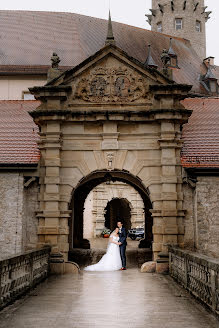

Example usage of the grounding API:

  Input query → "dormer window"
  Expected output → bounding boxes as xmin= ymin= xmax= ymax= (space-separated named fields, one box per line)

xmin=157 ymin=22 xmax=162 ymax=33
xmin=196 ymin=20 xmax=201 ymax=32
xmin=168 ymin=38 xmax=179 ymax=68
xmin=201 ymin=66 xmax=218 ymax=95
xmin=175 ymin=18 xmax=183 ymax=30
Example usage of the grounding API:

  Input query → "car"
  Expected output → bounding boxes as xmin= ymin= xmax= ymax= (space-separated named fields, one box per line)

xmin=128 ymin=228 xmax=144 ymax=240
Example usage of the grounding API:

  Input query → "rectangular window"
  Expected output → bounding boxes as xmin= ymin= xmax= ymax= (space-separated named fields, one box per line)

xmin=196 ymin=20 xmax=201 ymax=32
xmin=23 ymin=92 xmax=35 ymax=100
xmin=175 ymin=18 xmax=183 ymax=30
xmin=157 ymin=22 xmax=162 ymax=33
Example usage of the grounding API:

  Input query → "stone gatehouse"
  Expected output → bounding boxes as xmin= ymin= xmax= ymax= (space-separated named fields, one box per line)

xmin=29 ymin=44 xmax=192 ymax=262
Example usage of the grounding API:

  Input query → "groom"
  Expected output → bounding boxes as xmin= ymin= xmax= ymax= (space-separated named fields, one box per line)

xmin=117 ymin=220 xmax=127 ymax=270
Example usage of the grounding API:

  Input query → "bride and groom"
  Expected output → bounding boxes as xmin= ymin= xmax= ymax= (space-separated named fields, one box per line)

xmin=84 ymin=220 xmax=127 ymax=271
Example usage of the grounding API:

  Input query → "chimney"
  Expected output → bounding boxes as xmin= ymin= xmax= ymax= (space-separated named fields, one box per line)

xmin=203 ymin=56 xmax=215 ymax=67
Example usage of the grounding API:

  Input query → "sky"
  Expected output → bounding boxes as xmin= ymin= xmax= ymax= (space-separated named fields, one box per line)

xmin=0 ymin=0 xmax=218 ymax=64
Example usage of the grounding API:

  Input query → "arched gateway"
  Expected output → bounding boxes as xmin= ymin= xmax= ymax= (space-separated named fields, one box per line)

xmin=29 ymin=43 xmax=192 ymax=267
xmin=71 ymin=170 xmax=153 ymax=250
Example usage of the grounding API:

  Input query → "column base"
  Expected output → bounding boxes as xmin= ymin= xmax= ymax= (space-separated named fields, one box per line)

xmin=156 ymin=252 xmax=169 ymax=274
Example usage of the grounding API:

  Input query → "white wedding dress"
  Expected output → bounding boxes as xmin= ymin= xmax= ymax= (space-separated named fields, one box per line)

xmin=84 ymin=235 xmax=122 ymax=271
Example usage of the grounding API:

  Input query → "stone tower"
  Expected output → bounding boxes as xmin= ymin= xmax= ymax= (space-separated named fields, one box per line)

xmin=147 ymin=0 xmax=211 ymax=60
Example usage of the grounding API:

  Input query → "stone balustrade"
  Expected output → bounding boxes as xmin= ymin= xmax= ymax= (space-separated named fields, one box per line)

xmin=169 ymin=247 xmax=219 ymax=315
xmin=0 ymin=247 xmax=51 ymax=309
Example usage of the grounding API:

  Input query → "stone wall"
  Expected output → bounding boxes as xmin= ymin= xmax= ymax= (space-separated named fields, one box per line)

xmin=183 ymin=182 xmax=195 ymax=249
xmin=23 ymin=180 xmax=39 ymax=251
xmin=183 ymin=176 xmax=219 ymax=258
xmin=195 ymin=177 xmax=219 ymax=258
xmin=0 ymin=172 xmax=38 ymax=259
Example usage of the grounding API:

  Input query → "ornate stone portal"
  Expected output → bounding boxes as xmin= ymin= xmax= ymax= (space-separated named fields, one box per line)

xmin=29 ymin=44 xmax=192 ymax=265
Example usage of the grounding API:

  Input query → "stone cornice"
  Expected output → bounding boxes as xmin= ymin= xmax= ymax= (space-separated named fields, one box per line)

xmin=29 ymin=85 xmax=72 ymax=101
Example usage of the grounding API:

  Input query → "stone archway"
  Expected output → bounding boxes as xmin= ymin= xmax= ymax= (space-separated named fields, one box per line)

xmin=70 ymin=170 xmax=153 ymax=252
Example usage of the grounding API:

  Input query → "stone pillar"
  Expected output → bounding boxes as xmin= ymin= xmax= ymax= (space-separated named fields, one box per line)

xmin=29 ymin=85 xmax=72 ymax=263
xmin=150 ymin=84 xmax=192 ymax=261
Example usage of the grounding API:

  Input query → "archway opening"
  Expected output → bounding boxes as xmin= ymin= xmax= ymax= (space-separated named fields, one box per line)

xmin=104 ymin=198 xmax=131 ymax=232
xmin=69 ymin=170 xmax=153 ymax=252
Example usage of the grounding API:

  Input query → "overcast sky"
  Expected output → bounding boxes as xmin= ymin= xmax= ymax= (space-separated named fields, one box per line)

xmin=1 ymin=0 xmax=218 ymax=64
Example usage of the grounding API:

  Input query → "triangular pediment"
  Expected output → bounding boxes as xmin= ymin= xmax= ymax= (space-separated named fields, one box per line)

xmin=48 ymin=45 xmax=171 ymax=106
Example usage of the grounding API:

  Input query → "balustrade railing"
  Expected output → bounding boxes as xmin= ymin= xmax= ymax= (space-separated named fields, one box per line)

xmin=169 ymin=247 xmax=219 ymax=315
xmin=0 ymin=247 xmax=51 ymax=309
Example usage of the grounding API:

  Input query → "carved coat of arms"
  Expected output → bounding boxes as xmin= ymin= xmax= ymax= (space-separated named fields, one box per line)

xmin=73 ymin=67 xmax=150 ymax=103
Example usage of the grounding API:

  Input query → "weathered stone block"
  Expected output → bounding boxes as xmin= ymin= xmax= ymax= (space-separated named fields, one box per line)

xmin=156 ymin=261 xmax=169 ymax=274
xmin=141 ymin=261 xmax=156 ymax=273
xmin=153 ymin=242 xmax=162 ymax=252
xmin=163 ymin=226 xmax=178 ymax=235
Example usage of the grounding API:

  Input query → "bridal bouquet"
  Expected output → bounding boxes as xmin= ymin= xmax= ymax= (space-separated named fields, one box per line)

xmin=102 ymin=228 xmax=111 ymax=237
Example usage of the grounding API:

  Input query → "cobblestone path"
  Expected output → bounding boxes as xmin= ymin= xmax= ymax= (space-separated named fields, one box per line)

xmin=0 ymin=269 xmax=218 ymax=328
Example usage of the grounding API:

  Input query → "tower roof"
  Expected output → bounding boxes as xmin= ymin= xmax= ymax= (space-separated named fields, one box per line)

xmin=168 ymin=38 xmax=177 ymax=57
xmin=205 ymin=66 xmax=217 ymax=80
xmin=144 ymin=44 xmax=158 ymax=69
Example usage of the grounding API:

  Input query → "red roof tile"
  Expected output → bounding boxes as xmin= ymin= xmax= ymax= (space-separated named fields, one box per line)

xmin=0 ymin=10 xmax=211 ymax=95
xmin=181 ymin=98 xmax=219 ymax=168
xmin=0 ymin=100 xmax=40 ymax=165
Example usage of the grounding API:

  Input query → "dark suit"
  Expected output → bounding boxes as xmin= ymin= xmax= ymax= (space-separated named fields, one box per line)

xmin=118 ymin=227 xmax=127 ymax=268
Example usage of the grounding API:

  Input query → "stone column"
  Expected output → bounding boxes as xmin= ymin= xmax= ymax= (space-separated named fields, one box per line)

xmin=29 ymin=85 xmax=72 ymax=264
xmin=150 ymin=84 xmax=192 ymax=261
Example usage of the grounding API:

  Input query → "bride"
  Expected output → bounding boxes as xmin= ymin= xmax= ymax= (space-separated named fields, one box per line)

xmin=84 ymin=227 xmax=122 ymax=271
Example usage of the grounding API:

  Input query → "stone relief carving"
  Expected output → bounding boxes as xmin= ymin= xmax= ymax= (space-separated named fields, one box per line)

xmin=106 ymin=152 xmax=115 ymax=170
xmin=73 ymin=67 xmax=150 ymax=103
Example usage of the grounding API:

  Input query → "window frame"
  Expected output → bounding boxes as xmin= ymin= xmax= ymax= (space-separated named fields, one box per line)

xmin=175 ymin=18 xmax=183 ymax=31
xmin=196 ymin=20 xmax=201 ymax=32
xmin=22 ymin=91 xmax=35 ymax=100
xmin=157 ymin=22 xmax=162 ymax=33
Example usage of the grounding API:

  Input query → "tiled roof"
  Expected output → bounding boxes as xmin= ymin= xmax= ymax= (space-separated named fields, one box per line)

xmin=0 ymin=99 xmax=218 ymax=168
xmin=0 ymin=101 xmax=40 ymax=165
xmin=181 ymin=98 xmax=219 ymax=168
xmin=0 ymin=10 xmax=211 ymax=94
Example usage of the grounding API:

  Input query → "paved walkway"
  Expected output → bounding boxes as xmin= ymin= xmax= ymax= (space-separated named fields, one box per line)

xmin=0 ymin=269 xmax=218 ymax=328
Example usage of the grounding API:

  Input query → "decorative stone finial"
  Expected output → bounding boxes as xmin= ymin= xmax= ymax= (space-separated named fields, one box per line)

xmin=47 ymin=52 xmax=61 ymax=83
xmin=161 ymin=49 xmax=172 ymax=79
xmin=105 ymin=11 xmax=115 ymax=46
xmin=144 ymin=44 xmax=158 ymax=69
xmin=51 ymin=52 xmax=60 ymax=69
xmin=161 ymin=49 xmax=171 ymax=69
